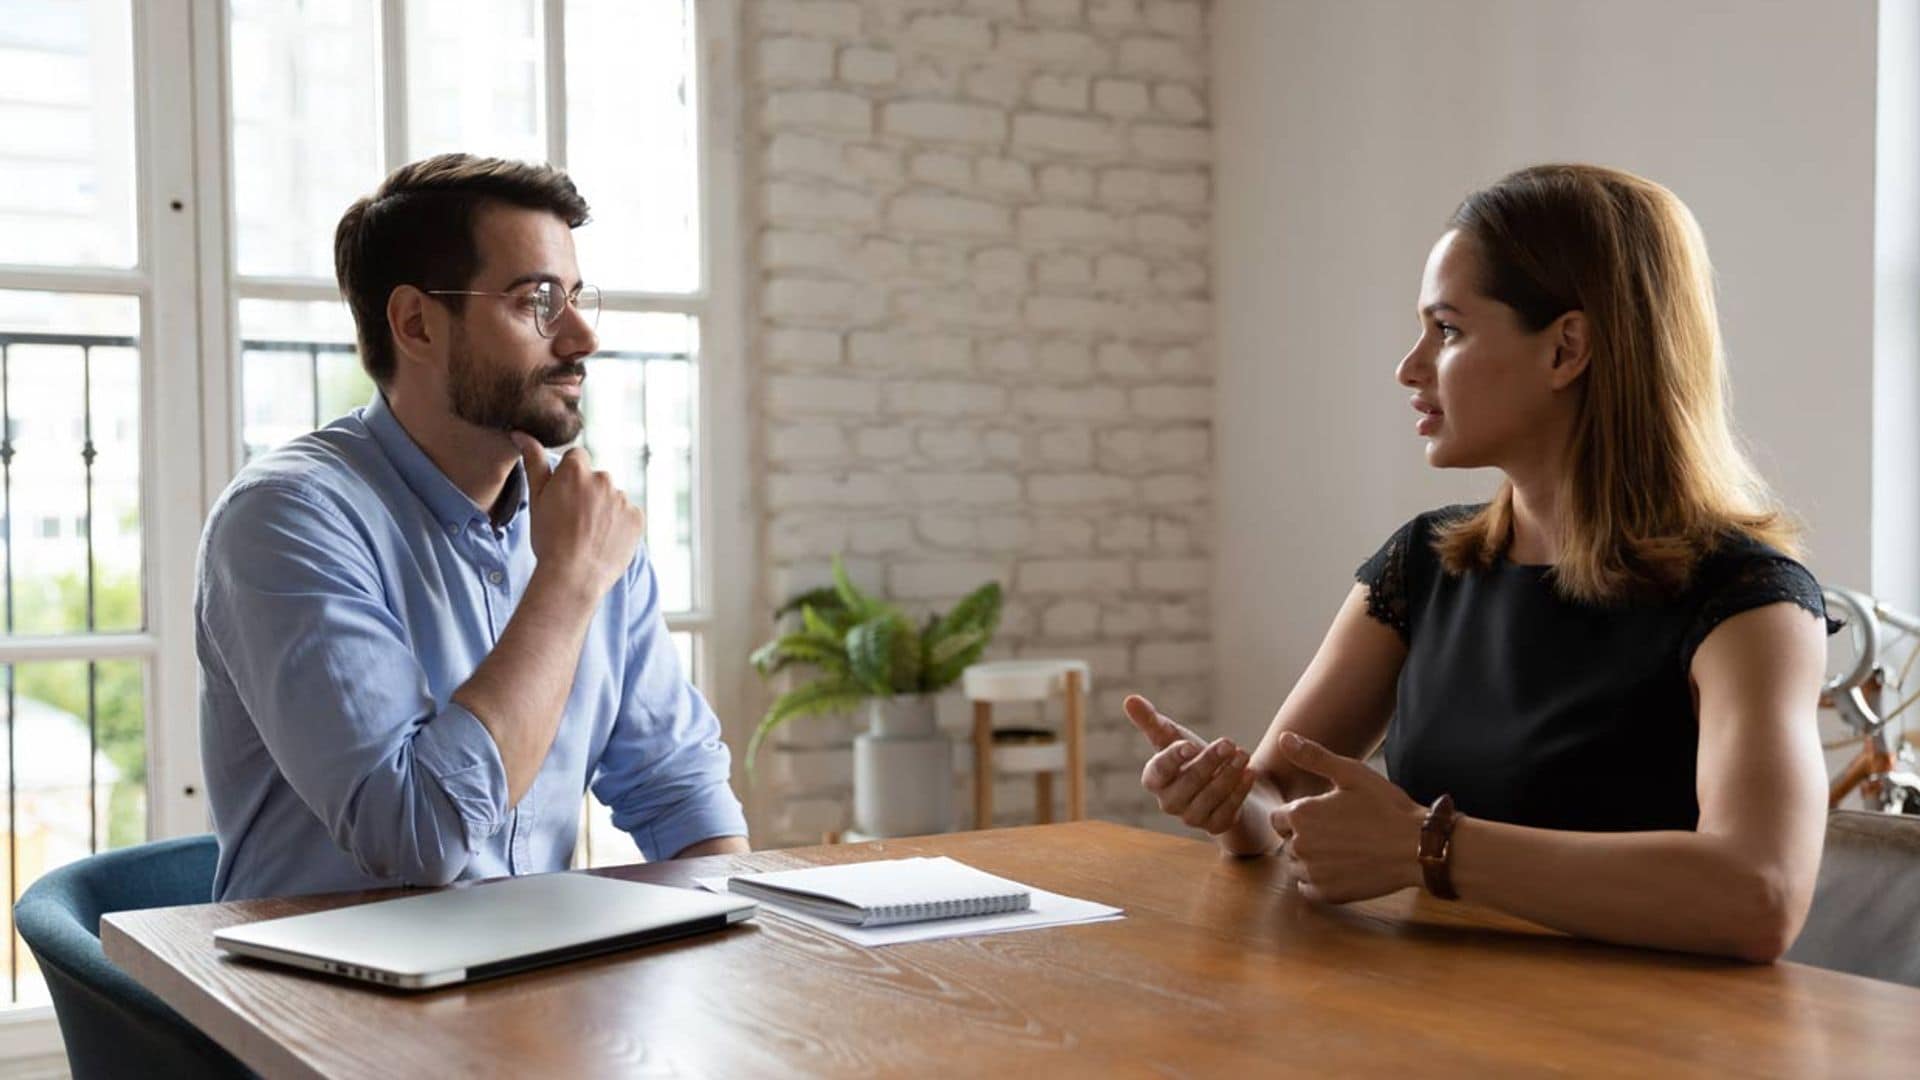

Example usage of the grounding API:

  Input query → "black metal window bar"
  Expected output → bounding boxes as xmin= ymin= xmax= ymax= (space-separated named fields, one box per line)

xmin=0 ymin=330 xmax=135 ymax=1002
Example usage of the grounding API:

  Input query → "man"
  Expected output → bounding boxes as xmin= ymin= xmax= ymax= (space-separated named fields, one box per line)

xmin=197 ymin=153 xmax=748 ymax=900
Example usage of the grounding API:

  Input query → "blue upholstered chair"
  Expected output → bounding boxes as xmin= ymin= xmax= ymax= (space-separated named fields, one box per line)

xmin=13 ymin=834 xmax=252 ymax=1079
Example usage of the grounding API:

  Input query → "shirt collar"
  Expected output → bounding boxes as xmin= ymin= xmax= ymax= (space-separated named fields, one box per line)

xmin=362 ymin=391 xmax=528 ymax=533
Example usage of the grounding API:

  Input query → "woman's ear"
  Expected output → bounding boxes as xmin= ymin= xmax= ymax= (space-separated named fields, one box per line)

xmin=1548 ymin=310 xmax=1591 ymax=390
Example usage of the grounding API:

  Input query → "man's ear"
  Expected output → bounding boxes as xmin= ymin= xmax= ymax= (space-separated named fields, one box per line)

xmin=387 ymin=285 xmax=437 ymax=371
xmin=1547 ymin=310 xmax=1591 ymax=390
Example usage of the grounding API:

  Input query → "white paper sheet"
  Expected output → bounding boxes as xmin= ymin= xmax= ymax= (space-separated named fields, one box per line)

xmin=694 ymin=865 xmax=1124 ymax=947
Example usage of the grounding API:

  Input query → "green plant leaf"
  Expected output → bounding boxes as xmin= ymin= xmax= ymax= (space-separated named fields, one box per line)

xmin=846 ymin=615 xmax=900 ymax=695
xmin=800 ymin=603 xmax=837 ymax=639
xmin=925 ymin=627 xmax=991 ymax=691
xmin=832 ymin=555 xmax=885 ymax=621
xmin=932 ymin=581 xmax=1002 ymax=646
xmin=746 ymin=678 xmax=870 ymax=778
xmin=926 ymin=626 xmax=988 ymax=670
xmin=774 ymin=586 xmax=844 ymax=624
xmin=890 ymin=617 xmax=924 ymax=693
xmin=749 ymin=629 xmax=848 ymax=678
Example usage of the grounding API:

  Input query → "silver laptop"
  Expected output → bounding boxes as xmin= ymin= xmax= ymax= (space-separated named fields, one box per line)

xmin=213 ymin=872 xmax=758 ymax=990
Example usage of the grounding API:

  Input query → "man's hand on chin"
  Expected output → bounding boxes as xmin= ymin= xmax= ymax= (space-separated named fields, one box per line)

xmin=671 ymin=836 xmax=750 ymax=859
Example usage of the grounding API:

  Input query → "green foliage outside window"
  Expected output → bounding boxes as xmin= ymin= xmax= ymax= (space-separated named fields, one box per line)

xmin=10 ymin=569 xmax=146 ymax=849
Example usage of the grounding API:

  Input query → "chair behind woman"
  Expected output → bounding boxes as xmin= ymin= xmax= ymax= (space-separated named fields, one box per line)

xmin=1784 ymin=810 xmax=1920 ymax=987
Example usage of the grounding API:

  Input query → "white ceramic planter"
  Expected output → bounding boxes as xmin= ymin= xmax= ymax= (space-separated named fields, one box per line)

xmin=852 ymin=694 xmax=953 ymax=838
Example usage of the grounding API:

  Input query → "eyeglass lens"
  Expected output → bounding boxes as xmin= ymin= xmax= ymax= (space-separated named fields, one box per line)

xmin=534 ymin=282 xmax=601 ymax=337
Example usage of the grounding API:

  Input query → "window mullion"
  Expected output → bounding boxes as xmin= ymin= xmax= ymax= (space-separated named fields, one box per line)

xmin=0 ymin=635 xmax=158 ymax=664
xmin=684 ymin=0 xmax=754 ymax=806
xmin=545 ymin=0 xmax=567 ymax=169
xmin=595 ymin=291 xmax=710 ymax=314
xmin=0 ymin=267 xmax=146 ymax=296
xmin=141 ymin=0 xmax=211 ymax=841
xmin=230 ymin=277 xmax=345 ymax=304
xmin=193 ymin=1 xmax=239 ymax=510
xmin=381 ymin=0 xmax=409 ymax=169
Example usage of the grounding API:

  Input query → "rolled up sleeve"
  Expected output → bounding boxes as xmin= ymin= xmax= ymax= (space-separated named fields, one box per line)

xmin=591 ymin=551 xmax=748 ymax=860
xmin=200 ymin=482 xmax=510 ymax=885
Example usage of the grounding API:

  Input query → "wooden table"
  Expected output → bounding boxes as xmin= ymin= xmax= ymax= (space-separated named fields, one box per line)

xmin=103 ymin=821 xmax=1919 ymax=1077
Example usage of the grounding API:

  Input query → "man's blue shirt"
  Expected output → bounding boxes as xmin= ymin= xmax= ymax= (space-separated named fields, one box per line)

xmin=197 ymin=393 xmax=746 ymax=900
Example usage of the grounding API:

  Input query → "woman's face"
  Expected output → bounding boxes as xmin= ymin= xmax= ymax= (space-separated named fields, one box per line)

xmin=1395 ymin=230 xmax=1576 ymax=471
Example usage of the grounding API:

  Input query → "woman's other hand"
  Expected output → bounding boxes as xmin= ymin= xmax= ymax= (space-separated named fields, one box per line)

xmin=1269 ymin=732 xmax=1427 ymax=903
xmin=1125 ymin=694 xmax=1258 ymax=836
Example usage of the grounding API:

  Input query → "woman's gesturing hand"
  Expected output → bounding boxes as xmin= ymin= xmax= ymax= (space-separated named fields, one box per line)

xmin=1124 ymin=694 xmax=1257 ymax=836
xmin=1268 ymin=732 xmax=1428 ymax=904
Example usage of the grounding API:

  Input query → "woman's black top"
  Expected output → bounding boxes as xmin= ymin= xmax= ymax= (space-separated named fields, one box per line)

xmin=1358 ymin=505 xmax=1834 ymax=833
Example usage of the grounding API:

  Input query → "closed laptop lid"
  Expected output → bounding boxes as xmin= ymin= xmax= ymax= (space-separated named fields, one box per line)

xmin=214 ymin=872 xmax=756 ymax=979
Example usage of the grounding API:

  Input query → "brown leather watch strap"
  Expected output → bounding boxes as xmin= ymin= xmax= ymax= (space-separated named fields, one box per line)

xmin=1418 ymin=793 xmax=1461 ymax=900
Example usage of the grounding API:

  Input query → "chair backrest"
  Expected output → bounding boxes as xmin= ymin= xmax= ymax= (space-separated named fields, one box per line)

xmin=961 ymin=659 xmax=1092 ymax=704
xmin=1784 ymin=810 xmax=1920 ymax=987
xmin=13 ymin=835 xmax=253 ymax=1079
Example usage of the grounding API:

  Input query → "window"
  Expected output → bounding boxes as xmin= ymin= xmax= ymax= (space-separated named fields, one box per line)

xmin=0 ymin=0 xmax=745 ymax=1015
xmin=0 ymin=0 xmax=179 ymax=1013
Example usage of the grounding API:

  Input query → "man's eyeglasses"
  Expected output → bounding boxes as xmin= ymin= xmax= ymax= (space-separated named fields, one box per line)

xmin=425 ymin=281 xmax=601 ymax=339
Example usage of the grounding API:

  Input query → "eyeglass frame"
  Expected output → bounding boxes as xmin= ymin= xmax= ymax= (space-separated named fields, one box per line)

xmin=423 ymin=280 xmax=601 ymax=339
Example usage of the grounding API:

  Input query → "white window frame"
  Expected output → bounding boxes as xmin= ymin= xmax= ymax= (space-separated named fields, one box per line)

xmin=0 ymin=1 xmax=207 ymax=839
xmin=0 ymin=0 xmax=749 ymax=1043
xmin=187 ymin=0 xmax=754 ymax=781
xmin=0 ymin=0 xmax=206 ymax=1035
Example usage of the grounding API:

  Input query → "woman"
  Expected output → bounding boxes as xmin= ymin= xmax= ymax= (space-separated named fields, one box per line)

xmin=1129 ymin=164 xmax=1834 ymax=961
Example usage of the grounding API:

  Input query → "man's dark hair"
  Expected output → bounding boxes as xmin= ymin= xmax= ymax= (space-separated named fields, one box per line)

xmin=333 ymin=153 xmax=590 ymax=386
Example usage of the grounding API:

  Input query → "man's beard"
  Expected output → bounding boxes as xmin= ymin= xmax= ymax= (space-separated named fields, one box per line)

xmin=447 ymin=335 xmax=584 ymax=447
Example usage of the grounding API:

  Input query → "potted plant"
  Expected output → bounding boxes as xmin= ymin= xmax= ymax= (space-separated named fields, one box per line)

xmin=750 ymin=557 xmax=1002 ymax=837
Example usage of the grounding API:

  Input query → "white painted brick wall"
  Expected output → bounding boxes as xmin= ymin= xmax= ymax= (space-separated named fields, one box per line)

xmin=747 ymin=0 xmax=1213 ymax=845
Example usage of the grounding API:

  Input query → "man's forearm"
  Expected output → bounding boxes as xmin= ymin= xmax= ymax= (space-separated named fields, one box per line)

xmin=452 ymin=565 xmax=599 ymax=806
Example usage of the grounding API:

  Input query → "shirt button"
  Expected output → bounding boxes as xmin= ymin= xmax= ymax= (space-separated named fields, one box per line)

xmin=487 ymin=570 xmax=504 ymax=585
xmin=446 ymin=523 xmax=459 ymax=537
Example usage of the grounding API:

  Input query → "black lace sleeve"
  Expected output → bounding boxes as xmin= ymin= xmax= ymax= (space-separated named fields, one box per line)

xmin=1356 ymin=518 xmax=1417 ymax=643
xmin=1679 ymin=556 xmax=1840 ymax=671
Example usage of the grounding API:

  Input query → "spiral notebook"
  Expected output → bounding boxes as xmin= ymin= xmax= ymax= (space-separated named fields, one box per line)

xmin=725 ymin=857 xmax=1031 ymax=927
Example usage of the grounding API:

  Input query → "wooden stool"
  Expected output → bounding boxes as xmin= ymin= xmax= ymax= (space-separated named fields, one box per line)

xmin=962 ymin=659 xmax=1089 ymax=828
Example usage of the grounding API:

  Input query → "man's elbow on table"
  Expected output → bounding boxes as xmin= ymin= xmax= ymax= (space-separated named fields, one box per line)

xmin=336 ymin=831 xmax=476 ymax=889
xmin=330 ymin=779 xmax=496 ymax=888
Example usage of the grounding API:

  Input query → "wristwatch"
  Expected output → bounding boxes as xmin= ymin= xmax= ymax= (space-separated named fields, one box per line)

xmin=1418 ymin=793 xmax=1461 ymax=900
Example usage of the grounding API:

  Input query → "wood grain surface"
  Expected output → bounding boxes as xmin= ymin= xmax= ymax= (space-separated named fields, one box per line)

xmin=102 ymin=821 xmax=1920 ymax=1078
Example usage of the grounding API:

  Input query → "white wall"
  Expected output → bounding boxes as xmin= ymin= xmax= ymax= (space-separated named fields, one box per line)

xmin=1877 ymin=0 xmax=1920 ymax=611
xmin=1210 ymin=0 xmax=1879 ymax=745
xmin=742 ymin=0 xmax=1216 ymax=844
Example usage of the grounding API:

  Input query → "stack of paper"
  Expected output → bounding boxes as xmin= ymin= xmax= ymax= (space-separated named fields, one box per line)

xmin=726 ymin=857 xmax=1032 ymax=927
xmin=696 ymin=856 xmax=1123 ymax=946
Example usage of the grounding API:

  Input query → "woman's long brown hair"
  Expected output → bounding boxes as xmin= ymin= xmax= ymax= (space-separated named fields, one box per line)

xmin=1432 ymin=164 xmax=1798 ymax=603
